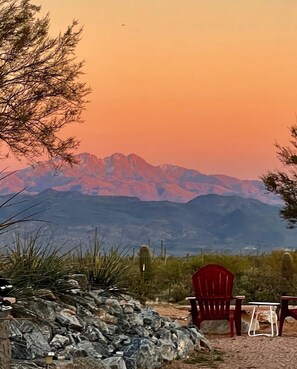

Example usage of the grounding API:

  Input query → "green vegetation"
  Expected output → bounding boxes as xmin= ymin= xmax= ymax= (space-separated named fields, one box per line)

xmin=71 ymin=231 xmax=133 ymax=290
xmin=0 ymin=232 xmax=297 ymax=305
xmin=128 ymin=248 xmax=297 ymax=303
xmin=0 ymin=233 xmax=72 ymax=297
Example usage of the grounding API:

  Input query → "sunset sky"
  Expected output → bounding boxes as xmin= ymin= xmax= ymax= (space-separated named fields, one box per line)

xmin=13 ymin=0 xmax=297 ymax=179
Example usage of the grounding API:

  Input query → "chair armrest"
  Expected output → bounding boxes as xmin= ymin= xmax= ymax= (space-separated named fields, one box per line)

xmin=280 ymin=296 xmax=297 ymax=312
xmin=233 ymin=296 xmax=245 ymax=312
xmin=186 ymin=297 xmax=197 ymax=309
xmin=281 ymin=296 xmax=297 ymax=301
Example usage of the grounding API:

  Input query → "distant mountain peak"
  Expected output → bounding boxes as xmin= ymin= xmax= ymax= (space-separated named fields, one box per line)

xmin=0 ymin=151 xmax=281 ymax=205
xmin=105 ymin=152 xmax=151 ymax=167
xmin=77 ymin=152 xmax=98 ymax=160
xmin=76 ymin=152 xmax=101 ymax=164
xmin=128 ymin=152 xmax=147 ymax=162
xmin=108 ymin=152 xmax=127 ymax=161
xmin=127 ymin=153 xmax=154 ymax=169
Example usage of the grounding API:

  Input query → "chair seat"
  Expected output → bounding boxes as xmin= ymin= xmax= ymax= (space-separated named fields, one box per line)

xmin=289 ymin=309 xmax=297 ymax=318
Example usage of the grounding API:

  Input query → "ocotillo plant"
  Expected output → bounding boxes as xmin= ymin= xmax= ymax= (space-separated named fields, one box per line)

xmin=139 ymin=244 xmax=153 ymax=282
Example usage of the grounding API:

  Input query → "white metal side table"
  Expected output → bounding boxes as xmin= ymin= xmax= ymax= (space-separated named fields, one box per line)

xmin=248 ymin=302 xmax=280 ymax=337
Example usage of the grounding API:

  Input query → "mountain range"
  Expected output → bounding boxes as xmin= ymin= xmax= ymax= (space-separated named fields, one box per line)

xmin=0 ymin=152 xmax=287 ymax=254
xmin=0 ymin=152 xmax=280 ymax=204
xmin=0 ymin=190 xmax=293 ymax=255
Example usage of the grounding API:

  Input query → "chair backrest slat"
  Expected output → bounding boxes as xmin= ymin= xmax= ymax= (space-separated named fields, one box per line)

xmin=192 ymin=264 xmax=234 ymax=319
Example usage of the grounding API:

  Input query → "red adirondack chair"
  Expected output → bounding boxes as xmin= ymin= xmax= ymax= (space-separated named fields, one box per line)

xmin=187 ymin=264 xmax=244 ymax=337
xmin=278 ymin=296 xmax=297 ymax=336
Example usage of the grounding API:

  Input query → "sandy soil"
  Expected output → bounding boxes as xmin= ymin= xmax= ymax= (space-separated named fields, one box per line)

xmin=153 ymin=303 xmax=297 ymax=369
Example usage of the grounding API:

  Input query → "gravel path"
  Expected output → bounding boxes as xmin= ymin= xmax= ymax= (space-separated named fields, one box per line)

xmin=154 ymin=304 xmax=297 ymax=369
xmin=209 ymin=333 xmax=297 ymax=369
xmin=165 ymin=329 xmax=297 ymax=369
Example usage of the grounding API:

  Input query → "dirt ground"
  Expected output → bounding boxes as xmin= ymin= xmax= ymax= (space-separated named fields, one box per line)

xmin=153 ymin=303 xmax=297 ymax=369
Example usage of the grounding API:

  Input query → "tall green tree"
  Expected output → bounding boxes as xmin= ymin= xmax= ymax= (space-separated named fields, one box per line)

xmin=262 ymin=125 xmax=297 ymax=227
xmin=0 ymin=0 xmax=90 ymax=165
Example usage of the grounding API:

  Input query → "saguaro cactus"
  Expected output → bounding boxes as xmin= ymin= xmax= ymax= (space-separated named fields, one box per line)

xmin=160 ymin=240 xmax=167 ymax=262
xmin=282 ymin=251 xmax=294 ymax=282
xmin=139 ymin=244 xmax=153 ymax=281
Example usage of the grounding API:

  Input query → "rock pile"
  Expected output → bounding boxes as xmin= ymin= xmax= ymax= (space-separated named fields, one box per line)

xmin=9 ymin=277 xmax=210 ymax=369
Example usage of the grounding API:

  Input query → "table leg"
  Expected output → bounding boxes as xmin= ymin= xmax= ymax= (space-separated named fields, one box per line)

xmin=270 ymin=306 xmax=278 ymax=337
xmin=248 ymin=306 xmax=257 ymax=336
xmin=270 ymin=306 xmax=274 ymax=336
xmin=249 ymin=305 xmax=278 ymax=337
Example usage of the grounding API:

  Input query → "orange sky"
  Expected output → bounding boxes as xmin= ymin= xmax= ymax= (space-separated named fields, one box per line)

xmin=8 ymin=0 xmax=297 ymax=179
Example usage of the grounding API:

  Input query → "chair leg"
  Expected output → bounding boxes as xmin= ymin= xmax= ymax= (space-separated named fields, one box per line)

xmin=278 ymin=300 xmax=289 ymax=336
xmin=189 ymin=298 xmax=199 ymax=327
xmin=278 ymin=312 xmax=286 ymax=336
xmin=229 ymin=311 xmax=234 ymax=337
xmin=235 ymin=299 xmax=242 ymax=336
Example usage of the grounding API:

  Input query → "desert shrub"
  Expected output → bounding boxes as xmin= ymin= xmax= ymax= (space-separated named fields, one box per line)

xmin=72 ymin=234 xmax=133 ymax=290
xmin=0 ymin=232 xmax=72 ymax=296
xmin=169 ymin=283 xmax=191 ymax=303
xmin=233 ymin=267 xmax=297 ymax=302
xmin=188 ymin=252 xmax=252 ymax=275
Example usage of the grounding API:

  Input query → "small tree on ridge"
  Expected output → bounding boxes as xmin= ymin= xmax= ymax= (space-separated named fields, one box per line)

xmin=262 ymin=125 xmax=297 ymax=227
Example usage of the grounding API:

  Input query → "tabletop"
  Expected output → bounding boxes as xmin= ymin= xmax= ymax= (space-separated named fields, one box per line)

xmin=248 ymin=302 xmax=280 ymax=306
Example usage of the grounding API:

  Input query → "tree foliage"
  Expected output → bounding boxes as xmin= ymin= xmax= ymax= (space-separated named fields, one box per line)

xmin=262 ymin=125 xmax=297 ymax=227
xmin=0 ymin=0 xmax=90 ymax=164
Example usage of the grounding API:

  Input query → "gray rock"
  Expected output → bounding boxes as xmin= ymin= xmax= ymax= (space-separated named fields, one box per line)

xmin=67 ymin=274 xmax=89 ymax=290
xmin=157 ymin=339 xmax=177 ymax=361
xmin=23 ymin=331 xmax=51 ymax=358
xmin=84 ymin=325 xmax=108 ymax=342
xmin=33 ymin=289 xmax=57 ymax=301
xmin=154 ymin=327 xmax=171 ymax=341
xmin=11 ymin=320 xmax=51 ymax=359
xmin=56 ymin=279 xmax=80 ymax=291
xmin=10 ymin=321 xmax=23 ymax=339
xmin=127 ymin=313 xmax=143 ymax=327
xmin=10 ymin=290 xmax=209 ymax=369
xmin=56 ymin=309 xmax=83 ymax=330
xmin=76 ymin=341 xmax=104 ymax=359
xmin=50 ymin=334 xmax=70 ymax=350
xmin=103 ymin=356 xmax=127 ymax=369
xmin=97 ymin=309 xmax=118 ymax=324
xmin=133 ymin=339 xmax=161 ymax=369
xmin=122 ymin=304 xmax=134 ymax=314
xmin=104 ymin=298 xmax=123 ymax=316
xmin=28 ymin=298 xmax=59 ymax=322
xmin=11 ymin=339 xmax=32 ymax=360
xmin=73 ymin=356 xmax=107 ymax=369
xmin=174 ymin=330 xmax=195 ymax=358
